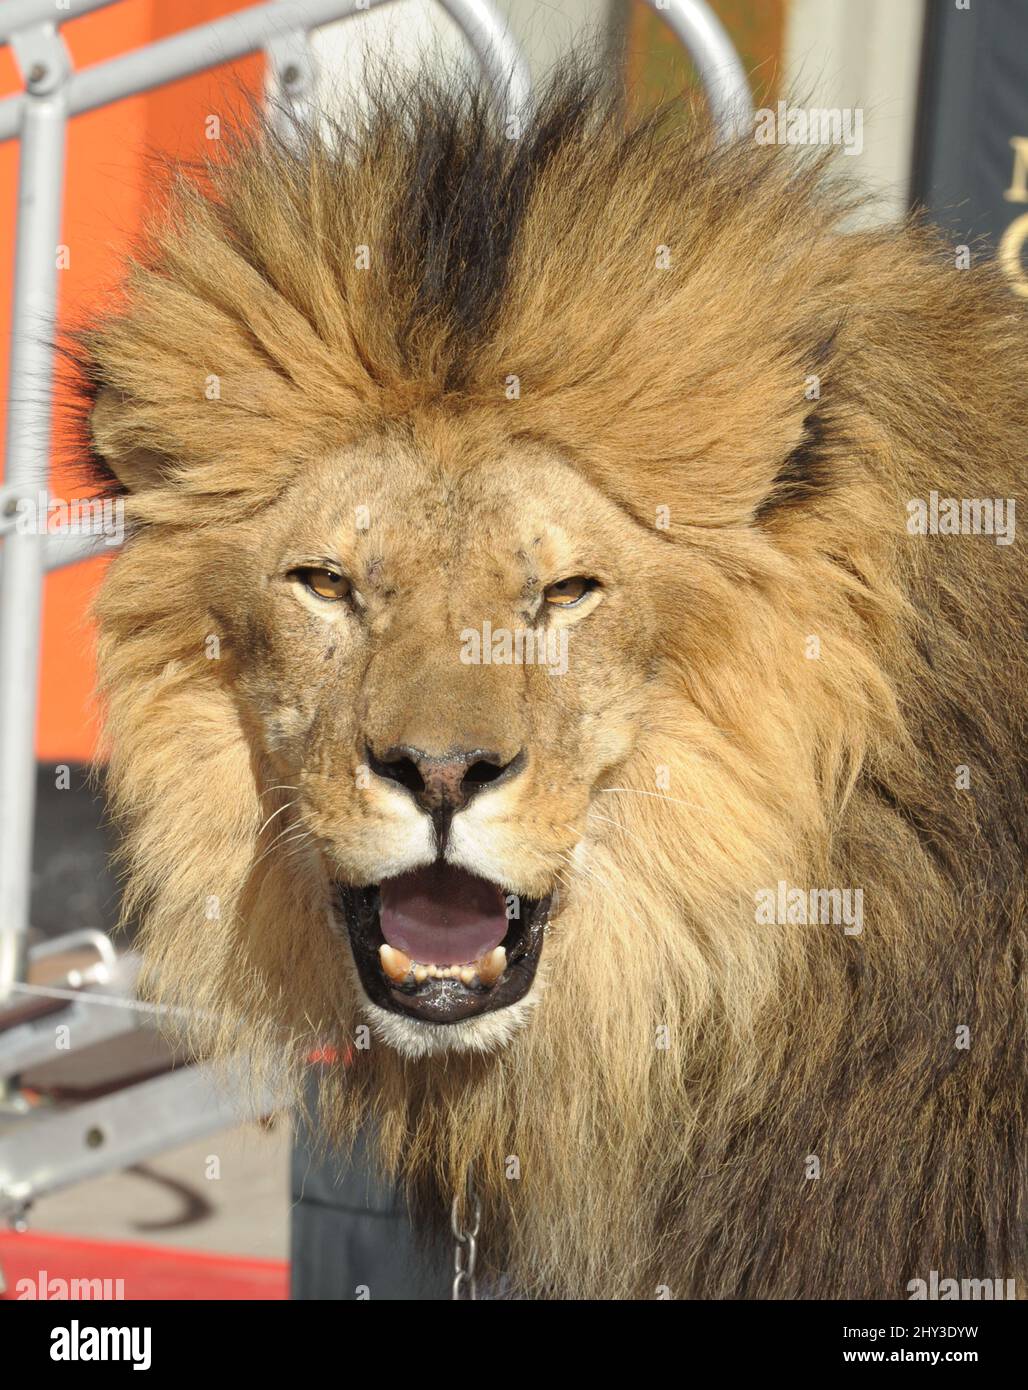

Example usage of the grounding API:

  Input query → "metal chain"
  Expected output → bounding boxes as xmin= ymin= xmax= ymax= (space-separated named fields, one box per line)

xmin=451 ymin=1165 xmax=482 ymax=1301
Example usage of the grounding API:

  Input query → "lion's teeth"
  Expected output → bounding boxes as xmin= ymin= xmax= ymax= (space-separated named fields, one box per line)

xmin=396 ymin=949 xmax=507 ymax=987
xmin=379 ymin=944 xmax=412 ymax=983
xmin=478 ymin=946 xmax=507 ymax=986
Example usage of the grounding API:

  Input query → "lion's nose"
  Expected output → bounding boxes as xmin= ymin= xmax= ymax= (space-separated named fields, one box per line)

xmin=367 ymin=745 xmax=526 ymax=824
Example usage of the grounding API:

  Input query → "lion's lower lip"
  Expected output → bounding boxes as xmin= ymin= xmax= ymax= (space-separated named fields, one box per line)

xmin=335 ymin=876 xmax=551 ymax=1023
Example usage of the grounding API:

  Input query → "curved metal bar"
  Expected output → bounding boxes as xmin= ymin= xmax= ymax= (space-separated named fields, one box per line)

xmin=43 ymin=530 xmax=114 ymax=572
xmin=439 ymin=0 xmax=532 ymax=124
xmin=0 ymin=0 xmax=531 ymax=144
xmin=640 ymin=0 xmax=751 ymax=141
xmin=30 ymin=927 xmax=120 ymax=973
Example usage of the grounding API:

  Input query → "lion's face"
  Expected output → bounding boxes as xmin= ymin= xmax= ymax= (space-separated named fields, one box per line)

xmin=210 ymin=428 xmax=663 ymax=1054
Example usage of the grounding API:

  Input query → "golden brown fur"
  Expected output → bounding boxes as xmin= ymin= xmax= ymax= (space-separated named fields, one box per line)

xmin=79 ymin=69 xmax=1026 ymax=1298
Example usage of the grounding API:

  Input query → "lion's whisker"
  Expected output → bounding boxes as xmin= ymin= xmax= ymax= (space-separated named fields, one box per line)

xmin=557 ymin=845 xmax=615 ymax=896
xmin=250 ymin=816 xmax=309 ymax=871
xmin=283 ymin=837 xmax=318 ymax=867
xmin=598 ymin=787 xmax=713 ymax=815
xmin=276 ymin=829 xmax=315 ymax=857
xmin=257 ymin=799 xmax=298 ymax=838
xmin=251 ymin=829 xmax=317 ymax=878
xmin=581 ymin=812 xmax=654 ymax=854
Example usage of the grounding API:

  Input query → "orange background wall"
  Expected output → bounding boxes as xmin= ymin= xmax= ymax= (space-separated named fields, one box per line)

xmin=626 ymin=0 xmax=783 ymax=107
xmin=0 ymin=1 xmax=262 ymax=762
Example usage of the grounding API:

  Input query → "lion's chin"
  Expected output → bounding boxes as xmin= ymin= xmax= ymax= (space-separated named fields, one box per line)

xmin=332 ymin=864 xmax=552 ymax=1034
xmin=358 ymin=990 xmax=542 ymax=1059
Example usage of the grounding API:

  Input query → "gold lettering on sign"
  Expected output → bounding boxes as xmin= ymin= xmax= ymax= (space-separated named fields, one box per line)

xmin=998 ymin=211 xmax=1028 ymax=298
xmin=999 ymin=138 xmax=1028 ymax=297
xmin=1003 ymin=136 xmax=1028 ymax=203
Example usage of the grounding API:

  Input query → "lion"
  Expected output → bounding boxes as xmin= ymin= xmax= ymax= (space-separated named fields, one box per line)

xmin=75 ymin=67 xmax=1026 ymax=1300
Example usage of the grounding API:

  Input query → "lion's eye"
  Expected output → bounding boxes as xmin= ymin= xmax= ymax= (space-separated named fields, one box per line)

xmin=543 ymin=576 xmax=597 ymax=607
xmin=294 ymin=567 xmax=351 ymax=602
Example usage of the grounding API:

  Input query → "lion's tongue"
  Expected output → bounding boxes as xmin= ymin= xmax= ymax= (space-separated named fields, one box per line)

xmin=379 ymin=865 xmax=508 ymax=966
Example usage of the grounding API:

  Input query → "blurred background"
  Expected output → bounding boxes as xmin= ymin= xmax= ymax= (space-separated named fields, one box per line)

xmin=1 ymin=0 xmax=1025 ymax=1300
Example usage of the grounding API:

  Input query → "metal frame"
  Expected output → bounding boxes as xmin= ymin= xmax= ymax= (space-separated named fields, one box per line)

xmin=0 ymin=0 xmax=750 ymax=1220
xmin=1 ymin=1058 xmax=271 ymax=1223
xmin=647 ymin=0 xmax=750 ymax=141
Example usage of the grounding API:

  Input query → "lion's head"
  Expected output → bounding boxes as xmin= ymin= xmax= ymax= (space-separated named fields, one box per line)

xmin=81 ymin=69 xmax=1026 ymax=1297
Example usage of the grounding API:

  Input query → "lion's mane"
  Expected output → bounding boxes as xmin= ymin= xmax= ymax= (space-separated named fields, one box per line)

xmin=79 ymin=68 xmax=1026 ymax=1298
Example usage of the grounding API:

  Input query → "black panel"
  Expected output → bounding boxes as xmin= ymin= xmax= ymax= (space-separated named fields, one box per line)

xmin=290 ymin=1114 xmax=450 ymax=1302
xmin=30 ymin=763 xmax=121 ymax=945
xmin=912 ymin=0 xmax=1028 ymax=292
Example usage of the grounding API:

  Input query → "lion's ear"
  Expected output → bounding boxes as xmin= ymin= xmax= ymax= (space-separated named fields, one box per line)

xmin=90 ymin=386 xmax=169 ymax=493
xmin=754 ymin=327 xmax=841 ymax=523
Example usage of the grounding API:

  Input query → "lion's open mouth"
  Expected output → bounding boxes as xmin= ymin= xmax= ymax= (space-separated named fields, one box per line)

xmin=335 ymin=864 xmax=551 ymax=1024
